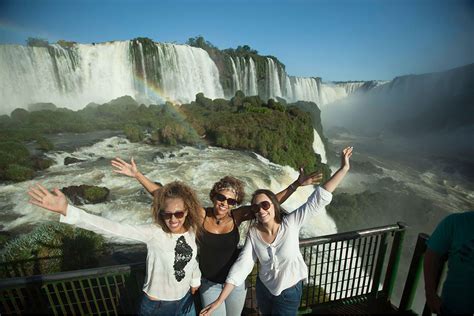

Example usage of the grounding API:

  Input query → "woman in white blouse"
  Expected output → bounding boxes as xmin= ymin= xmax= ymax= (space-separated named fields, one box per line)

xmin=28 ymin=181 xmax=202 ymax=316
xmin=200 ymin=146 xmax=352 ymax=316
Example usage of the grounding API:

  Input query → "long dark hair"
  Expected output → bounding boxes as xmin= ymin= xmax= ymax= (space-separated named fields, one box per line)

xmin=251 ymin=189 xmax=283 ymax=224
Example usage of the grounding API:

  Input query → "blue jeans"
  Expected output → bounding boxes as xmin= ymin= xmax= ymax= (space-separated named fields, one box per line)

xmin=139 ymin=291 xmax=195 ymax=316
xmin=200 ymin=278 xmax=247 ymax=316
xmin=256 ymin=277 xmax=303 ymax=315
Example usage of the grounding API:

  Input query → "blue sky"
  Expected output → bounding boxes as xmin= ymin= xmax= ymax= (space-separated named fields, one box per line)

xmin=0 ymin=0 xmax=473 ymax=81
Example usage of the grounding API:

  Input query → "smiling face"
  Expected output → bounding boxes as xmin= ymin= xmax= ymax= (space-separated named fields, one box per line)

xmin=254 ymin=193 xmax=276 ymax=225
xmin=213 ymin=189 xmax=237 ymax=217
xmin=161 ymin=197 xmax=188 ymax=234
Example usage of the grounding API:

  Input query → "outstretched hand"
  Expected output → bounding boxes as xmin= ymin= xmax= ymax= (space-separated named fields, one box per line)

xmin=111 ymin=157 xmax=138 ymax=178
xmin=297 ymin=167 xmax=323 ymax=186
xmin=341 ymin=146 xmax=353 ymax=171
xmin=28 ymin=184 xmax=68 ymax=216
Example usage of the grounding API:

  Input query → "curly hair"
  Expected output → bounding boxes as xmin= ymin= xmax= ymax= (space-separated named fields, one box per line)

xmin=209 ymin=176 xmax=245 ymax=204
xmin=152 ymin=181 xmax=202 ymax=236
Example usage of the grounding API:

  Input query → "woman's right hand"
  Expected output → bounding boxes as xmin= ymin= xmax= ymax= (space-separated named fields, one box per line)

xmin=200 ymin=300 xmax=221 ymax=316
xmin=111 ymin=157 xmax=138 ymax=178
xmin=28 ymin=184 xmax=68 ymax=216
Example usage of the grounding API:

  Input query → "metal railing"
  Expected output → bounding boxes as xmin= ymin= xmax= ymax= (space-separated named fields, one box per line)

xmin=1 ymin=222 xmax=407 ymax=315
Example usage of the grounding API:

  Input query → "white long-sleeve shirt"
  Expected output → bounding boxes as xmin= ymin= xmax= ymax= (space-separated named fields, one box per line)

xmin=60 ymin=205 xmax=201 ymax=301
xmin=226 ymin=186 xmax=332 ymax=296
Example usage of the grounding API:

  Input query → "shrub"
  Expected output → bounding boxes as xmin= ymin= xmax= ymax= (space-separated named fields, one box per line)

xmin=0 ymin=223 xmax=107 ymax=278
xmin=123 ymin=124 xmax=144 ymax=142
xmin=5 ymin=164 xmax=34 ymax=181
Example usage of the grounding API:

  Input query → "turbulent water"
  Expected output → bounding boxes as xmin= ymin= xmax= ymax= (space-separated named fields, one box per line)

xmin=0 ymin=134 xmax=336 ymax=242
xmin=326 ymin=131 xmax=473 ymax=313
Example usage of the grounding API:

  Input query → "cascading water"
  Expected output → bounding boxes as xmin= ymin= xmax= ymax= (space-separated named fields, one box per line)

xmin=0 ymin=42 xmax=136 ymax=113
xmin=266 ymin=58 xmax=283 ymax=100
xmin=229 ymin=56 xmax=258 ymax=97
xmin=0 ymin=41 xmax=225 ymax=113
xmin=0 ymin=39 xmax=381 ymax=115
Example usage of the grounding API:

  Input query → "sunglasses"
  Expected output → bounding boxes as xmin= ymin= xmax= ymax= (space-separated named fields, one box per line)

xmin=160 ymin=210 xmax=186 ymax=220
xmin=258 ymin=201 xmax=271 ymax=211
xmin=215 ymin=193 xmax=238 ymax=206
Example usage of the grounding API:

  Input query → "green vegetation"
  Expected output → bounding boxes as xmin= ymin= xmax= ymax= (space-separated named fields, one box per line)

xmin=56 ymin=39 xmax=77 ymax=48
xmin=83 ymin=186 xmax=110 ymax=204
xmin=1 ymin=92 xmax=329 ymax=181
xmin=187 ymin=36 xmax=286 ymax=97
xmin=0 ymin=96 xmax=201 ymax=182
xmin=0 ymin=223 xmax=107 ymax=278
xmin=182 ymin=91 xmax=331 ymax=180
xmin=0 ymin=141 xmax=34 ymax=181
xmin=26 ymin=37 xmax=49 ymax=47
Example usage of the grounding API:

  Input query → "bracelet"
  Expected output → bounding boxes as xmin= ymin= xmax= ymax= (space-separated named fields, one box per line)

xmin=289 ymin=183 xmax=297 ymax=191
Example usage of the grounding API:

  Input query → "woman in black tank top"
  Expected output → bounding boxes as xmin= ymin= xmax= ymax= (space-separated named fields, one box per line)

xmin=111 ymin=158 xmax=322 ymax=316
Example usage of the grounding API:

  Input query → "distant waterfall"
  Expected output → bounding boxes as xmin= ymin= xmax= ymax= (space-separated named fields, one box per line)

xmin=0 ymin=39 xmax=380 ymax=115
xmin=0 ymin=42 xmax=136 ymax=113
xmin=266 ymin=58 xmax=283 ymax=100
xmin=0 ymin=41 xmax=224 ymax=114
xmin=229 ymin=56 xmax=258 ymax=97
xmin=312 ymin=129 xmax=327 ymax=163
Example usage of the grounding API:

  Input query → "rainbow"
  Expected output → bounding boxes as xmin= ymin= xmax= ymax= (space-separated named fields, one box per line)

xmin=132 ymin=69 xmax=182 ymax=106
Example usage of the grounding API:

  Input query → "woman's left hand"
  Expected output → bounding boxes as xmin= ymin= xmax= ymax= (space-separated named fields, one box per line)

xmin=191 ymin=286 xmax=200 ymax=295
xmin=341 ymin=146 xmax=353 ymax=171
xmin=200 ymin=301 xmax=221 ymax=315
xmin=297 ymin=167 xmax=323 ymax=186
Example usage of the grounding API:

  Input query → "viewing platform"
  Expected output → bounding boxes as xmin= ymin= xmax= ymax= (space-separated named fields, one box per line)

xmin=0 ymin=223 xmax=436 ymax=315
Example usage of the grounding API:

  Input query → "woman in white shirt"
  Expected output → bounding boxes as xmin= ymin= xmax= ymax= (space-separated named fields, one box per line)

xmin=28 ymin=181 xmax=202 ymax=316
xmin=200 ymin=146 xmax=352 ymax=316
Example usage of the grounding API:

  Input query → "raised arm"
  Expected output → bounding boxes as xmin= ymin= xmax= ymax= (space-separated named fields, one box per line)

xmin=28 ymin=184 xmax=152 ymax=243
xmin=287 ymin=147 xmax=352 ymax=227
xmin=322 ymin=146 xmax=352 ymax=193
xmin=276 ymin=167 xmax=323 ymax=204
xmin=111 ymin=157 xmax=162 ymax=195
xmin=231 ymin=204 xmax=259 ymax=226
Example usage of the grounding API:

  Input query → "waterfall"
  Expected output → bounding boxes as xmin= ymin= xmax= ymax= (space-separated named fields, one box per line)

xmin=230 ymin=56 xmax=258 ymax=97
xmin=266 ymin=58 xmax=283 ymax=100
xmin=0 ymin=42 xmax=136 ymax=114
xmin=312 ymin=129 xmax=327 ymax=163
xmin=0 ymin=39 xmax=378 ymax=114
xmin=0 ymin=41 xmax=224 ymax=114
xmin=285 ymin=76 xmax=321 ymax=104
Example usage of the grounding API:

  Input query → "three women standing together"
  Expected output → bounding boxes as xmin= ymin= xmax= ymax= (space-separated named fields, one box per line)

xmin=28 ymin=146 xmax=352 ymax=315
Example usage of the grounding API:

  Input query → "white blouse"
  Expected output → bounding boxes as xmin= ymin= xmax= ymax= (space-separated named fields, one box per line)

xmin=60 ymin=205 xmax=201 ymax=301
xmin=226 ymin=186 xmax=332 ymax=296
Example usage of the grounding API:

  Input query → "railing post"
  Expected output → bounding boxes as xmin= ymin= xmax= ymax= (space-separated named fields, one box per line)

xmin=370 ymin=234 xmax=388 ymax=299
xmin=381 ymin=222 xmax=407 ymax=300
xmin=398 ymin=233 xmax=428 ymax=312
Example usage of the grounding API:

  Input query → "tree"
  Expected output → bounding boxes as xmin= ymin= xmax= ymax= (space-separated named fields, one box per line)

xmin=26 ymin=37 xmax=49 ymax=47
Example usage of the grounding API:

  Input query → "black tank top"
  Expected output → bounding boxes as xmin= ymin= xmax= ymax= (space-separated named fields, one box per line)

xmin=198 ymin=208 xmax=240 ymax=284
